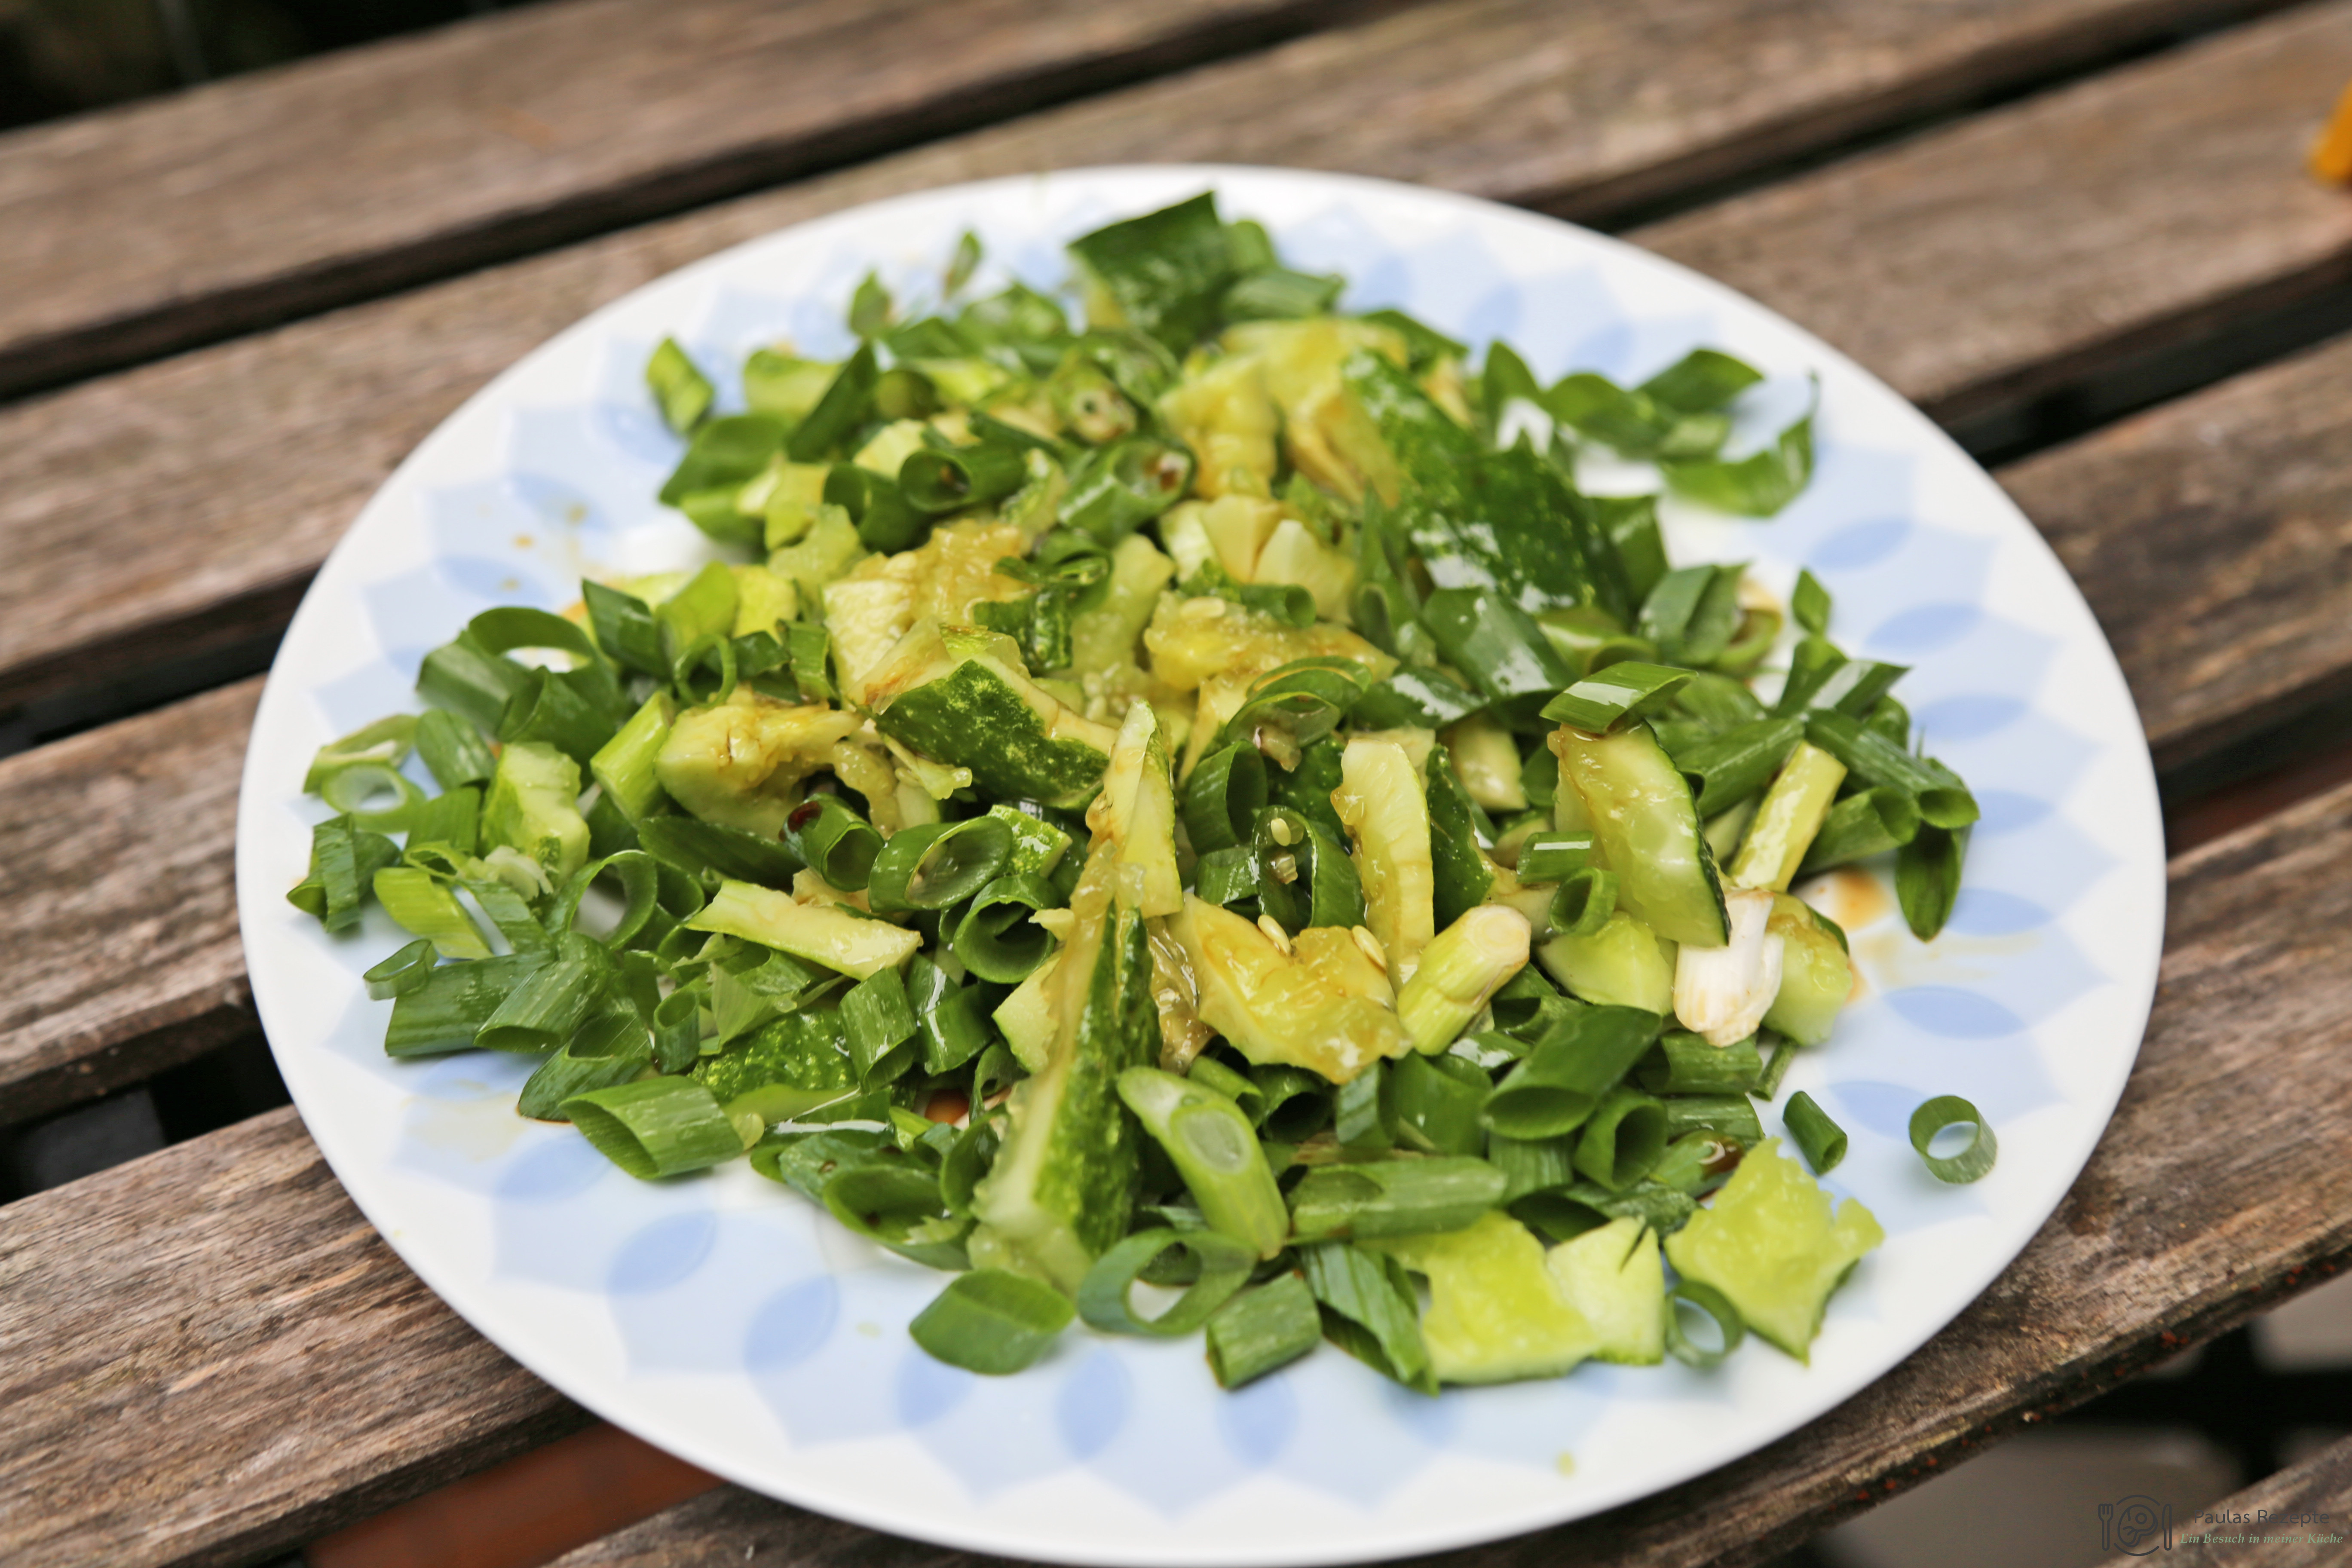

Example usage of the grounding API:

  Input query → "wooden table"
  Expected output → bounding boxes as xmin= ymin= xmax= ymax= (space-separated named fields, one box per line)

xmin=4 ymin=1 xmax=2352 ymax=1563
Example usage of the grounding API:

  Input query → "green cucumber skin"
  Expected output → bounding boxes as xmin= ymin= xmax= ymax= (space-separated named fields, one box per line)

xmin=1556 ymin=722 xmax=1728 ymax=947
xmin=877 ymin=660 xmax=1109 ymax=809
xmin=974 ymin=906 xmax=1155 ymax=1289
xmin=1032 ymin=910 xmax=1155 ymax=1262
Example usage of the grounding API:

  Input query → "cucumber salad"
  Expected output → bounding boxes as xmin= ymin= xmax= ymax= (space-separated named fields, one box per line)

xmin=293 ymin=193 xmax=1997 ymax=1393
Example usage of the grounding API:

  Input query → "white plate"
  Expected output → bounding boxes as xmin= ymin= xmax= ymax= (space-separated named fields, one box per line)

xmin=235 ymin=167 xmax=2164 ymax=1566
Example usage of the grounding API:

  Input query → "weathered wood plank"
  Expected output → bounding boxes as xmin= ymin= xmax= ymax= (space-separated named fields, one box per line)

xmin=2104 ymin=1434 xmax=2352 ymax=1565
xmin=0 ymin=0 xmax=1380 ymax=401
xmin=0 ymin=678 xmax=258 ymax=1125
xmin=11 ymin=283 xmax=2346 ymax=1123
xmin=0 ymin=0 xmax=2335 ymax=714
xmin=1636 ymin=3 xmax=2352 ymax=426
xmin=2000 ymin=332 xmax=2352 ymax=778
xmin=10 ymin=774 xmax=2348 ymax=1568
xmin=0 ymin=1106 xmax=585 ymax=1568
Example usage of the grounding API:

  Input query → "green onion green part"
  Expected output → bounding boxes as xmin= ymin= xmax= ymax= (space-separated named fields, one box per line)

xmin=1908 ymin=1095 xmax=1997 ymax=1183
xmin=1783 ymin=1090 xmax=1848 ymax=1174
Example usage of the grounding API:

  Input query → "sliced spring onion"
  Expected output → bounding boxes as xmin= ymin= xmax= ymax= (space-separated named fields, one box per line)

xmin=646 ymin=337 xmax=714 ymax=433
xmin=1896 ymin=825 xmax=1970 ymax=942
xmin=636 ymin=814 xmax=803 ymax=890
xmin=1396 ymin=904 xmax=1531 ymax=1054
xmin=518 ymin=1017 xmax=652 ymax=1122
xmin=1663 ymin=1279 xmax=1746 ymax=1369
xmin=1549 ymin=867 xmax=1618 ymax=938
xmin=1539 ymin=660 xmax=1691 ymax=734
xmin=1573 ymin=1085 xmax=1669 ymax=1191
xmin=303 ymin=714 xmax=418 ymax=794
xmin=1350 ymin=666 xmax=1485 ymax=732
xmin=900 ymin=441 xmax=1030 ymax=514
xmin=1384 ymin=1051 xmax=1491 ymax=1157
xmin=1255 ymin=1066 xmax=1333 ymax=1143
xmin=1059 ymin=436 xmax=1194 ymax=543
xmin=951 ymin=873 xmax=1062 ymax=983
xmin=288 ymin=815 xmax=400 ymax=933
xmin=824 ymin=1159 xmax=971 ymax=1271
xmin=1118 ymin=1066 xmax=1290 ymax=1257
xmin=475 ymin=959 xmax=602 ymax=1053
xmin=371 ymin=866 xmax=492 ymax=960
xmin=363 ymin=938 xmax=438 ymax=1000
xmin=1660 ymin=1093 xmax=1766 ymax=1145
xmin=1297 ymin=1241 xmax=1436 ymax=1395
xmin=1484 ymin=1004 xmax=1663 ymax=1139
xmin=783 ymin=796 xmax=882 ymax=891
xmin=1077 ymin=1227 xmax=1256 ymax=1336
xmin=1205 ymin=1272 xmax=1321 ymax=1388
xmin=1908 ymin=1095 xmax=1997 ymax=1183
xmin=415 ymin=707 xmax=498 ymax=792
xmin=908 ymin=955 xmax=992 ymax=1075
xmin=1797 ymin=785 xmax=1922 ymax=873
xmin=564 ymin=1076 xmax=748 ymax=1179
xmin=1672 ymin=717 xmax=1804 ymax=818
xmin=402 ymin=786 xmax=480 ymax=855
xmin=652 ymin=989 xmax=702 ymax=1075
xmin=1515 ymin=831 xmax=1596 ymax=886
xmin=1752 ymin=1035 xmax=1798 ymax=1101
xmin=1333 ymin=1064 xmax=1390 ymax=1155
xmin=1287 ymin=1157 xmax=1507 ymax=1243
xmin=1192 ymin=847 xmax=1259 ymax=908
xmin=384 ymin=952 xmax=545 ymax=1057
xmin=462 ymin=875 xmax=554 ymax=955
xmin=909 ymin=1268 xmax=1073 ymax=1375
xmin=1252 ymin=807 xmax=1364 ymax=934
xmin=1636 ymin=564 xmax=1746 ymax=668
xmin=1182 ymin=743 xmax=1269 ymax=856
xmin=319 ymin=762 xmax=425 ymax=832
xmin=842 ymin=965 xmax=919 ymax=1086
xmin=1791 ymin=569 xmax=1831 ymax=636
xmin=1424 ymin=744 xmax=1495 ymax=929
xmin=1659 ymin=395 xmax=1813 ymax=517
xmin=1638 ymin=1031 xmax=1761 ymax=1095
xmin=1802 ymin=712 xmax=1978 ymax=829
xmin=1784 ymin=1090 xmax=1847 ymax=1174
xmin=1421 ymin=588 xmax=1579 ymax=726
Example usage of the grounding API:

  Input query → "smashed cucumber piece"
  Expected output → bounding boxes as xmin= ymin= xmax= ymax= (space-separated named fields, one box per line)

xmin=481 ymin=739 xmax=590 ymax=882
xmin=1552 ymin=720 xmax=1728 ymax=948
xmin=1367 ymin=1210 xmax=1596 ymax=1384
xmin=1537 ymin=909 xmax=1675 ymax=1015
xmin=969 ymin=705 xmax=1173 ymax=1291
xmin=1546 ymin=1215 xmax=1665 ymax=1365
xmin=1763 ymin=893 xmax=1854 ymax=1046
xmin=1663 ymin=1137 xmax=1883 ymax=1363
xmin=865 ymin=622 xmax=1118 ymax=810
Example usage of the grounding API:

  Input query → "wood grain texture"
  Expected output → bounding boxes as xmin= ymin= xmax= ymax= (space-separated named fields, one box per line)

xmin=2002 ymin=331 xmax=2352 ymax=778
xmin=0 ymin=678 xmax=259 ymax=1126
xmin=1638 ymin=2 xmax=2352 ymax=425
xmin=2104 ymin=1434 xmax=2352 ymax=1565
xmin=0 ymin=1107 xmax=585 ymax=1568
xmin=0 ymin=0 xmax=1378 ymax=399
xmin=5 ymin=774 xmax=2318 ymax=1568
xmin=0 ymin=0 xmax=2326 ymax=714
